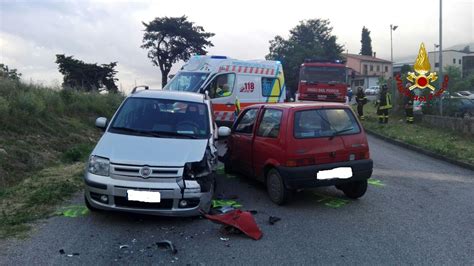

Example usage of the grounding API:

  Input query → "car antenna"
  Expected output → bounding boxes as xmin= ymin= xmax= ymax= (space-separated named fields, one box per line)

xmin=131 ymin=85 xmax=149 ymax=94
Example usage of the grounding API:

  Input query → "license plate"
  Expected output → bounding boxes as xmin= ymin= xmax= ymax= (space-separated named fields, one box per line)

xmin=127 ymin=190 xmax=161 ymax=203
xmin=317 ymin=167 xmax=352 ymax=180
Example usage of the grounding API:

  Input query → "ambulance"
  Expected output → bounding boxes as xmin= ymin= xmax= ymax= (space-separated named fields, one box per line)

xmin=163 ymin=55 xmax=286 ymax=126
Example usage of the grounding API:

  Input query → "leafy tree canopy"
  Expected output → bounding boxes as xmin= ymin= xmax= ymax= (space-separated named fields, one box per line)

xmin=360 ymin=26 xmax=373 ymax=56
xmin=141 ymin=16 xmax=215 ymax=87
xmin=55 ymin=55 xmax=119 ymax=92
xmin=0 ymin=63 xmax=22 ymax=81
xmin=266 ymin=19 xmax=344 ymax=92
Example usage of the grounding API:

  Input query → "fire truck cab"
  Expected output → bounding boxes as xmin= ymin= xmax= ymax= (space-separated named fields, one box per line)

xmin=296 ymin=59 xmax=349 ymax=103
xmin=163 ymin=55 xmax=286 ymax=126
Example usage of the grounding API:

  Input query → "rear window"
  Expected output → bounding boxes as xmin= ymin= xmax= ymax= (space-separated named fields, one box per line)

xmin=294 ymin=108 xmax=360 ymax=138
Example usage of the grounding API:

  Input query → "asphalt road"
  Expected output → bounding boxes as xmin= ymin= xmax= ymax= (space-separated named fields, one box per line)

xmin=1 ymin=135 xmax=473 ymax=265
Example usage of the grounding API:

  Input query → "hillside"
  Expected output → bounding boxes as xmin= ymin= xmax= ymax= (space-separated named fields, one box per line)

xmin=0 ymin=79 xmax=123 ymax=237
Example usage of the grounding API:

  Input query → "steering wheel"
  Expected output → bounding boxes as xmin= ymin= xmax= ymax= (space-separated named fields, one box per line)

xmin=176 ymin=121 xmax=200 ymax=134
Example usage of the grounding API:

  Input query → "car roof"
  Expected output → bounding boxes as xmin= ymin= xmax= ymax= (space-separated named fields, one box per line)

xmin=246 ymin=102 xmax=349 ymax=110
xmin=129 ymin=90 xmax=205 ymax=103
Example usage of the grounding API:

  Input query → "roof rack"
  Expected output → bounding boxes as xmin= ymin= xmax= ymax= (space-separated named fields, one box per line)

xmin=131 ymin=85 xmax=149 ymax=94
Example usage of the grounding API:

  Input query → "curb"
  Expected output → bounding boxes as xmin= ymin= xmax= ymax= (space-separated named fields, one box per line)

xmin=366 ymin=129 xmax=474 ymax=171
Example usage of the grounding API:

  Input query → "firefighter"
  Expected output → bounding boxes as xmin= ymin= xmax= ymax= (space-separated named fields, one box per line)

xmin=403 ymin=82 xmax=415 ymax=124
xmin=376 ymin=84 xmax=392 ymax=124
xmin=355 ymin=86 xmax=367 ymax=120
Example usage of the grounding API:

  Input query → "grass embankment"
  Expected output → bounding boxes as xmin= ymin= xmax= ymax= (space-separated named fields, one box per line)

xmin=357 ymin=103 xmax=474 ymax=166
xmin=0 ymin=79 xmax=123 ymax=238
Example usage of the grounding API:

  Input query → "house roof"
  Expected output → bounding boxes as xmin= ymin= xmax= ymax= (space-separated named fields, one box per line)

xmin=343 ymin=54 xmax=392 ymax=63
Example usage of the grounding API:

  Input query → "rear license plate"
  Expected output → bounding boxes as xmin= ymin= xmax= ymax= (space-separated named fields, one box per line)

xmin=127 ymin=190 xmax=161 ymax=203
xmin=317 ymin=167 xmax=352 ymax=180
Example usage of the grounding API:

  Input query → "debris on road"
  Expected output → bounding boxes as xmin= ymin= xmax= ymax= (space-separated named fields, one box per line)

xmin=155 ymin=240 xmax=178 ymax=255
xmin=204 ymin=209 xmax=263 ymax=240
xmin=59 ymin=249 xmax=79 ymax=257
xmin=368 ymin=178 xmax=385 ymax=187
xmin=220 ymin=237 xmax=230 ymax=241
xmin=211 ymin=199 xmax=242 ymax=208
xmin=119 ymin=245 xmax=129 ymax=249
xmin=56 ymin=205 xmax=89 ymax=218
xmin=268 ymin=216 xmax=281 ymax=225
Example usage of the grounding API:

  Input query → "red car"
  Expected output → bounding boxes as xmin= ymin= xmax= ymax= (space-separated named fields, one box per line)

xmin=224 ymin=102 xmax=373 ymax=204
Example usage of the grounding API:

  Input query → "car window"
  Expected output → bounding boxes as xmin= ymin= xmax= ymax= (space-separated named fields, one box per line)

xmin=257 ymin=109 xmax=283 ymax=138
xmin=262 ymin=77 xmax=281 ymax=97
xmin=207 ymin=73 xmax=235 ymax=98
xmin=109 ymin=97 xmax=210 ymax=139
xmin=234 ymin=109 xmax=258 ymax=134
xmin=294 ymin=108 xmax=360 ymax=138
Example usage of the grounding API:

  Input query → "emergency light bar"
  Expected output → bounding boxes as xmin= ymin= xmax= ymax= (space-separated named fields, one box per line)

xmin=211 ymin=55 xmax=227 ymax=59
xmin=304 ymin=58 xmax=346 ymax=64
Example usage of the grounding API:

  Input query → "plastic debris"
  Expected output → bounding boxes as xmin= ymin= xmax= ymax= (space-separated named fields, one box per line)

xmin=59 ymin=249 xmax=79 ymax=257
xmin=56 ymin=205 xmax=89 ymax=218
xmin=220 ymin=237 xmax=230 ymax=241
xmin=204 ymin=209 xmax=263 ymax=240
xmin=156 ymin=240 xmax=178 ymax=255
xmin=268 ymin=216 xmax=281 ymax=225
xmin=59 ymin=249 xmax=65 ymax=255
xmin=119 ymin=245 xmax=129 ymax=249
xmin=211 ymin=199 xmax=242 ymax=208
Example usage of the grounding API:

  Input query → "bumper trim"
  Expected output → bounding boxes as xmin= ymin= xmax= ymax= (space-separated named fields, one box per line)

xmin=277 ymin=159 xmax=373 ymax=189
xmin=85 ymin=178 xmax=107 ymax=190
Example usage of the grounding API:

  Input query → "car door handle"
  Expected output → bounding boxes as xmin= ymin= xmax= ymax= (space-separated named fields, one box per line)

xmin=226 ymin=102 xmax=233 ymax=107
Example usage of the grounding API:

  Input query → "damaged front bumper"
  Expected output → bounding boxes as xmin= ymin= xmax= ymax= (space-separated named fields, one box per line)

xmin=84 ymin=171 xmax=213 ymax=217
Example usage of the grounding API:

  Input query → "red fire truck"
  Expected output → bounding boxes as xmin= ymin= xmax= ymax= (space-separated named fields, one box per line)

xmin=296 ymin=59 xmax=349 ymax=103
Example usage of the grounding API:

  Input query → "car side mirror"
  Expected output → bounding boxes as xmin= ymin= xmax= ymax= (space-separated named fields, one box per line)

xmin=218 ymin=126 xmax=231 ymax=138
xmin=95 ymin=117 xmax=108 ymax=131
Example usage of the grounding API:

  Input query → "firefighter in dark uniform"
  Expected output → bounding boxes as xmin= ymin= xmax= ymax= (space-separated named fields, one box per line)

xmin=355 ymin=86 xmax=367 ymax=120
xmin=376 ymin=84 xmax=392 ymax=124
xmin=403 ymin=82 xmax=415 ymax=123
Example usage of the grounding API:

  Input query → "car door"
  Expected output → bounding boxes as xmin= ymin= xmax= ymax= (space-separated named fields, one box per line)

xmin=230 ymin=108 xmax=259 ymax=176
xmin=203 ymin=73 xmax=237 ymax=125
xmin=252 ymin=108 xmax=285 ymax=181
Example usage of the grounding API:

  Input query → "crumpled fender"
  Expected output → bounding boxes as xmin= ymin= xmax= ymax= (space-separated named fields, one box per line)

xmin=204 ymin=209 xmax=263 ymax=240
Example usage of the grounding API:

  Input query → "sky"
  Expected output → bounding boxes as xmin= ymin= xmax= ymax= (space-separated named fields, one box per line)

xmin=0 ymin=0 xmax=472 ymax=93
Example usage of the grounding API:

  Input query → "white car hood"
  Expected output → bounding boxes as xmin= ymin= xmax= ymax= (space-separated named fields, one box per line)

xmin=92 ymin=132 xmax=208 ymax=167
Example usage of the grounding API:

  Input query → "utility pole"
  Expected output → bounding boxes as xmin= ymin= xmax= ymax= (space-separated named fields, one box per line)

xmin=390 ymin=24 xmax=398 ymax=110
xmin=439 ymin=0 xmax=444 ymax=116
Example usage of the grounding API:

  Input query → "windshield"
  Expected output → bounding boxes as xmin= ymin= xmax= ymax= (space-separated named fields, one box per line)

xmin=300 ymin=66 xmax=347 ymax=84
xmin=163 ymin=72 xmax=209 ymax=92
xmin=294 ymin=108 xmax=360 ymax=138
xmin=109 ymin=98 xmax=210 ymax=139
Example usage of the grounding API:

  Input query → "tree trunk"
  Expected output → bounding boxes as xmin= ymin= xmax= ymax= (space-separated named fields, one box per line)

xmin=161 ymin=69 xmax=170 ymax=88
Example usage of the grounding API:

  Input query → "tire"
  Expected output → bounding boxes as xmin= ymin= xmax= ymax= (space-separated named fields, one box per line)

xmin=341 ymin=180 xmax=368 ymax=199
xmin=84 ymin=194 xmax=100 ymax=212
xmin=266 ymin=169 xmax=291 ymax=205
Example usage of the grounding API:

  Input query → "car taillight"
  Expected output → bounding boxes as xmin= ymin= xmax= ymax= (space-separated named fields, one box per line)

xmin=286 ymin=158 xmax=315 ymax=167
xmin=359 ymin=151 xmax=370 ymax=159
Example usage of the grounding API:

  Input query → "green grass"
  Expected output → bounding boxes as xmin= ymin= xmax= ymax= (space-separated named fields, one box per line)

xmin=357 ymin=103 xmax=474 ymax=165
xmin=0 ymin=163 xmax=84 ymax=238
xmin=0 ymin=79 xmax=124 ymax=238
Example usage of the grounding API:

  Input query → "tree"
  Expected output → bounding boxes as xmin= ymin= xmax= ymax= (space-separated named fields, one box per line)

xmin=55 ymin=55 xmax=119 ymax=92
xmin=266 ymin=19 xmax=344 ymax=92
xmin=141 ymin=16 xmax=215 ymax=87
xmin=0 ymin=64 xmax=22 ymax=81
xmin=400 ymin=64 xmax=412 ymax=75
xmin=461 ymin=45 xmax=471 ymax=53
xmin=360 ymin=26 xmax=373 ymax=56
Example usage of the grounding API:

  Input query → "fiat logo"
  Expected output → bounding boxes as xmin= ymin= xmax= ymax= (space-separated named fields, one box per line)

xmin=140 ymin=166 xmax=152 ymax=178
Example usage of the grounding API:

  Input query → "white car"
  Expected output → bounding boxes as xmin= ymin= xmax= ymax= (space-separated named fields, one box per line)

xmin=84 ymin=89 xmax=230 ymax=216
xmin=364 ymin=86 xmax=380 ymax=95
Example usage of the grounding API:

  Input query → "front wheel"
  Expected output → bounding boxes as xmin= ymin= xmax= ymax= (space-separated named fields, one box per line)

xmin=340 ymin=180 xmax=368 ymax=199
xmin=266 ymin=169 xmax=291 ymax=205
xmin=84 ymin=194 xmax=100 ymax=212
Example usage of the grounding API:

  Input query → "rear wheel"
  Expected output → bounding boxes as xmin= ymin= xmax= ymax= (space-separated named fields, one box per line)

xmin=266 ymin=169 xmax=291 ymax=205
xmin=340 ymin=180 xmax=368 ymax=199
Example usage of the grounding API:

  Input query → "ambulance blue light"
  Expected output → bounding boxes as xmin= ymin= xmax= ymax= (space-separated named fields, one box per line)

xmin=211 ymin=56 xmax=227 ymax=59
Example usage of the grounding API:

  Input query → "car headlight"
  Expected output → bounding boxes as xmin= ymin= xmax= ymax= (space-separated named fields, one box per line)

xmin=88 ymin=155 xmax=110 ymax=176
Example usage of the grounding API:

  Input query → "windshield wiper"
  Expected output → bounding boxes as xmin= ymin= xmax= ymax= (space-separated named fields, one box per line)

xmin=329 ymin=127 xmax=354 ymax=140
xmin=110 ymin=127 xmax=156 ymax=136
xmin=149 ymin=131 xmax=200 ymax=139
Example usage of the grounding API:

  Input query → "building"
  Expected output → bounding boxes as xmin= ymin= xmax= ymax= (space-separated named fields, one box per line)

xmin=461 ymin=55 xmax=474 ymax=78
xmin=343 ymin=53 xmax=392 ymax=89
xmin=393 ymin=62 xmax=414 ymax=76
xmin=428 ymin=50 xmax=468 ymax=73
